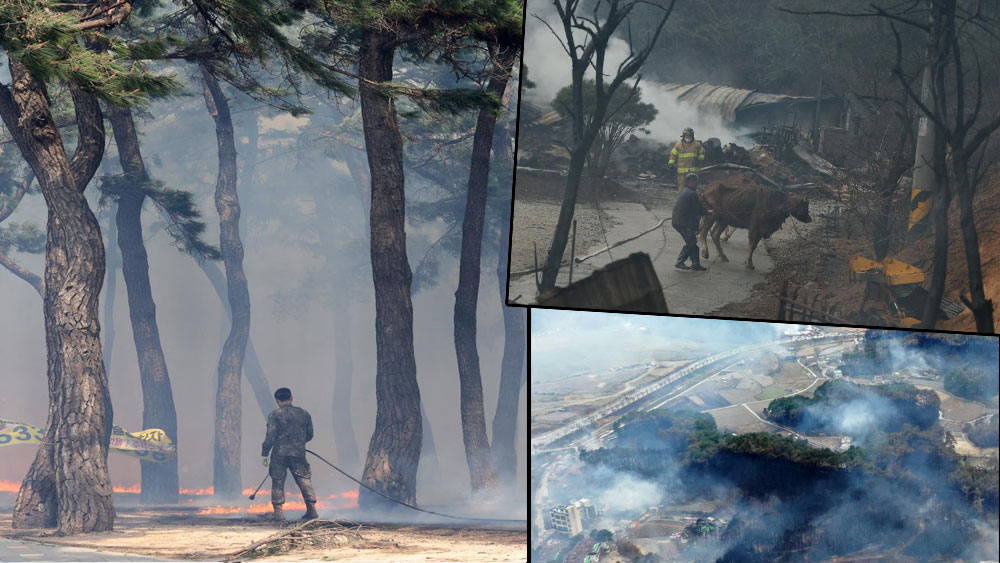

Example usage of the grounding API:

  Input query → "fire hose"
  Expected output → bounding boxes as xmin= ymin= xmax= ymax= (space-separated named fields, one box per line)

xmin=305 ymin=449 xmax=525 ymax=524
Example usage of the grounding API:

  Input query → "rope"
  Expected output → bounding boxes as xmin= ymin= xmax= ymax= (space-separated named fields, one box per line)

xmin=305 ymin=449 xmax=524 ymax=525
xmin=593 ymin=199 xmax=614 ymax=263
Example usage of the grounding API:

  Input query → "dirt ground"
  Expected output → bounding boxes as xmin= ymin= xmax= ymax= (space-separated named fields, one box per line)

xmin=716 ymin=165 xmax=1000 ymax=331
xmin=0 ymin=509 xmax=527 ymax=562
xmin=511 ymin=161 xmax=999 ymax=331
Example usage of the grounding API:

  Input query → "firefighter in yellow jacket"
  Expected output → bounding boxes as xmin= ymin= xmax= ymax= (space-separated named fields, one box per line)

xmin=668 ymin=127 xmax=705 ymax=191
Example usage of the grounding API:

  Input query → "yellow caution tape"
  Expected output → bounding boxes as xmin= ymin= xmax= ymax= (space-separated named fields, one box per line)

xmin=0 ymin=418 xmax=175 ymax=462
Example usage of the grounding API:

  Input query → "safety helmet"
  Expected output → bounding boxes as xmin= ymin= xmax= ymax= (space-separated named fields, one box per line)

xmin=685 ymin=173 xmax=699 ymax=186
xmin=682 ymin=127 xmax=695 ymax=138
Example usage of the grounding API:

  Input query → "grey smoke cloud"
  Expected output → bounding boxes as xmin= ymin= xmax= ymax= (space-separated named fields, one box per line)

xmin=523 ymin=0 xmax=749 ymax=144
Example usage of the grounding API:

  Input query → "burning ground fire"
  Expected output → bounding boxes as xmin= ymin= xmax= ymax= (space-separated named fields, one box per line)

xmin=2 ymin=479 xmax=360 ymax=514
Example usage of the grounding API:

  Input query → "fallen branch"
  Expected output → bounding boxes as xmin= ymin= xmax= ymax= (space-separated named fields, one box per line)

xmin=224 ymin=519 xmax=365 ymax=562
xmin=574 ymin=217 xmax=668 ymax=264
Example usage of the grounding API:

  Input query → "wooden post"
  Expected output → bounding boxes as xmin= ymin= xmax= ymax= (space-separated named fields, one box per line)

xmin=569 ymin=219 xmax=577 ymax=284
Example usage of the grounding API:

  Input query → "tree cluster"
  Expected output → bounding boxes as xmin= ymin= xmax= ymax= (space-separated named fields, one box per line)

xmin=763 ymin=380 xmax=940 ymax=433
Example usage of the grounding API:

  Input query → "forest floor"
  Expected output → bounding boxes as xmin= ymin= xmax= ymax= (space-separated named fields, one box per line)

xmin=0 ymin=509 xmax=527 ymax=562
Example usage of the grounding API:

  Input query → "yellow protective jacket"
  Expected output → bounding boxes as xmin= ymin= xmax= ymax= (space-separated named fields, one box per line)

xmin=668 ymin=139 xmax=705 ymax=173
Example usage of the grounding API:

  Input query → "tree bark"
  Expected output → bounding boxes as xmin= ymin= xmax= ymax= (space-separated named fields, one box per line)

xmin=106 ymin=105 xmax=180 ymax=505
xmin=202 ymin=64 xmax=249 ymax=500
xmin=452 ymin=44 xmax=518 ymax=492
xmin=491 ymin=77 xmax=525 ymax=486
xmin=331 ymin=290 xmax=361 ymax=472
xmin=196 ymin=258 xmax=272 ymax=418
xmin=1 ymin=66 xmax=114 ymax=534
xmin=102 ymin=203 xmax=119 ymax=377
xmin=919 ymin=169 xmax=951 ymax=329
xmin=492 ymin=202 xmax=526 ymax=485
xmin=954 ymin=164 xmax=994 ymax=332
xmin=357 ymin=26 xmax=423 ymax=510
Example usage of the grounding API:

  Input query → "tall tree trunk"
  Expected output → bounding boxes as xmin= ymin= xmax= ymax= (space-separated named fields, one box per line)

xmin=539 ymin=130 xmax=599 ymax=292
xmin=202 ymin=64 xmax=249 ymax=500
xmin=106 ymin=106 xmax=180 ymax=505
xmin=357 ymin=27 xmax=422 ymax=510
xmin=920 ymin=172 xmax=951 ymax=329
xmin=2 ymin=68 xmax=114 ymax=534
xmin=492 ymin=204 xmax=526 ymax=485
xmin=453 ymin=45 xmax=517 ymax=492
xmin=954 ymin=165 xmax=994 ymax=332
xmin=196 ymin=259 xmax=272 ymax=418
xmin=102 ymin=203 xmax=119 ymax=377
xmin=331 ymin=290 xmax=361 ymax=472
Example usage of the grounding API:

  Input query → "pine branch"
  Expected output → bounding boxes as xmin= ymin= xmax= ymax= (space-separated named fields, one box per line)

xmin=99 ymin=176 xmax=221 ymax=260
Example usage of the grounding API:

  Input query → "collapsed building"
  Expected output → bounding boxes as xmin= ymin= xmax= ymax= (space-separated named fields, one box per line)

xmin=520 ymin=81 xmax=866 ymax=175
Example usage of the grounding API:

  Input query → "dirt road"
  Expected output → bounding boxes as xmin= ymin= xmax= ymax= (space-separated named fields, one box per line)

xmin=509 ymin=180 xmax=821 ymax=314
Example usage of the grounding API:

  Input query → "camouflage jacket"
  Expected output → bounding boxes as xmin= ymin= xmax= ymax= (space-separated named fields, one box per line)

xmin=262 ymin=404 xmax=313 ymax=458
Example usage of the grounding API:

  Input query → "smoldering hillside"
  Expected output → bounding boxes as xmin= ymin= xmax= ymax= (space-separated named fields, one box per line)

xmin=576 ymin=400 xmax=998 ymax=561
xmin=0 ymin=70 xmax=526 ymax=514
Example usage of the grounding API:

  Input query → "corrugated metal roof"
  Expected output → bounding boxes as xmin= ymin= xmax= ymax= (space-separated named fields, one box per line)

xmin=659 ymin=82 xmax=830 ymax=122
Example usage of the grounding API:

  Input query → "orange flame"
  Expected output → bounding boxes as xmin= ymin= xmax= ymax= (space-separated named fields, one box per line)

xmin=199 ymin=501 xmax=326 ymax=515
xmin=113 ymin=484 xmax=141 ymax=494
xmin=180 ymin=486 xmax=214 ymax=495
xmin=197 ymin=505 xmax=244 ymax=515
xmin=0 ymin=480 xmax=20 ymax=494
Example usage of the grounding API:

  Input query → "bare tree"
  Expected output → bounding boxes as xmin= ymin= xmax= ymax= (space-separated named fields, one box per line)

xmin=537 ymin=0 xmax=674 ymax=292
xmin=784 ymin=0 xmax=1000 ymax=331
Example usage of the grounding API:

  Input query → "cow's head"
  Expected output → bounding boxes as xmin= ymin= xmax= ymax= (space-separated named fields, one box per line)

xmin=786 ymin=194 xmax=811 ymax=223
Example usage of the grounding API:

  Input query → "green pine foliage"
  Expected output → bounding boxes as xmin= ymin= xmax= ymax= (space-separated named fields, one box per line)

xmin=0 ymin=222 xmax=45 ymax=254
xmin=0 ymin=1 xmax=178 ymax=106
xmin=99 ymin=175 xmax=220 ymax=260
xmin=298 ymin=0 xmax=521 ymax=116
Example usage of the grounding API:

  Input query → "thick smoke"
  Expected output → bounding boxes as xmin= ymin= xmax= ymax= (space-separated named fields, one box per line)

xmin=598 ymin=470 xmax=665 ymax=514
xmin=803 ymin=392 xmax=899 ymax=445
xmin=531 ymin=311 xmax=781 ymax=382
xmin=523 ymin=1 xmax=748 ymax=144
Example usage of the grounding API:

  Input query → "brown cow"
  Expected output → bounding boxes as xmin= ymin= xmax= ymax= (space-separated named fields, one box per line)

xmin=698 ymin=184 xmax=811 ymax=269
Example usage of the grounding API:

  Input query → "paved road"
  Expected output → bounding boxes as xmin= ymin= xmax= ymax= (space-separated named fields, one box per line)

xmin=510 ymin=200 xmax=788 ymax=313
xmin=0 ymin=538 xmax=171 ymax=561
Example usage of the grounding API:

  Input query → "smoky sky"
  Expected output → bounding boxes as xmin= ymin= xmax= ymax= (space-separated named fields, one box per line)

xmin=531 ymin=310 xmax=796 ymax=382
xmin=0 ymin=62 xmax=526 ymax=511
xmin=522 ymin=0 xmax=750 ymax=144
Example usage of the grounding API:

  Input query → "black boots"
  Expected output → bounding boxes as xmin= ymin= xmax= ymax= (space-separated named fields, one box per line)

xmin=675 ymin=246 xmax=690 ymax=270
xmin=676 ymin=244 xmax=706 ymax=271
xmin=689 ymin=247 xmax=707 ymax=271
xmin=301 ymin=502 xmax=319 ymax=521
xmin=263 ymin=504 xmax=285 ymax=521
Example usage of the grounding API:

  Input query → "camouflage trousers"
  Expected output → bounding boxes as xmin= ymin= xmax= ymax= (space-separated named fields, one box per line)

xmin=269 ymin=455 xmax=317 ymax=506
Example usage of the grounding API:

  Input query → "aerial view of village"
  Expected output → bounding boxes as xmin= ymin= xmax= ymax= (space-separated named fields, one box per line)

xmin=531 ymin=311 xmax=999 ymax=562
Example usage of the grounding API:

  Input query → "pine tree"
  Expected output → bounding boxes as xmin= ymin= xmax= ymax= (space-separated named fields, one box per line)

xmin=1 ymin=0 xmax=175 ymax=533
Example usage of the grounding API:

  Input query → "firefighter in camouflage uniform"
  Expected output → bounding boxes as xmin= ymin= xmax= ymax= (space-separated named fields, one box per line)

xmin=668 ymin=127 xmax=705 ymax=191
xmin=261 ymin=387 xmax=319 ymax=521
